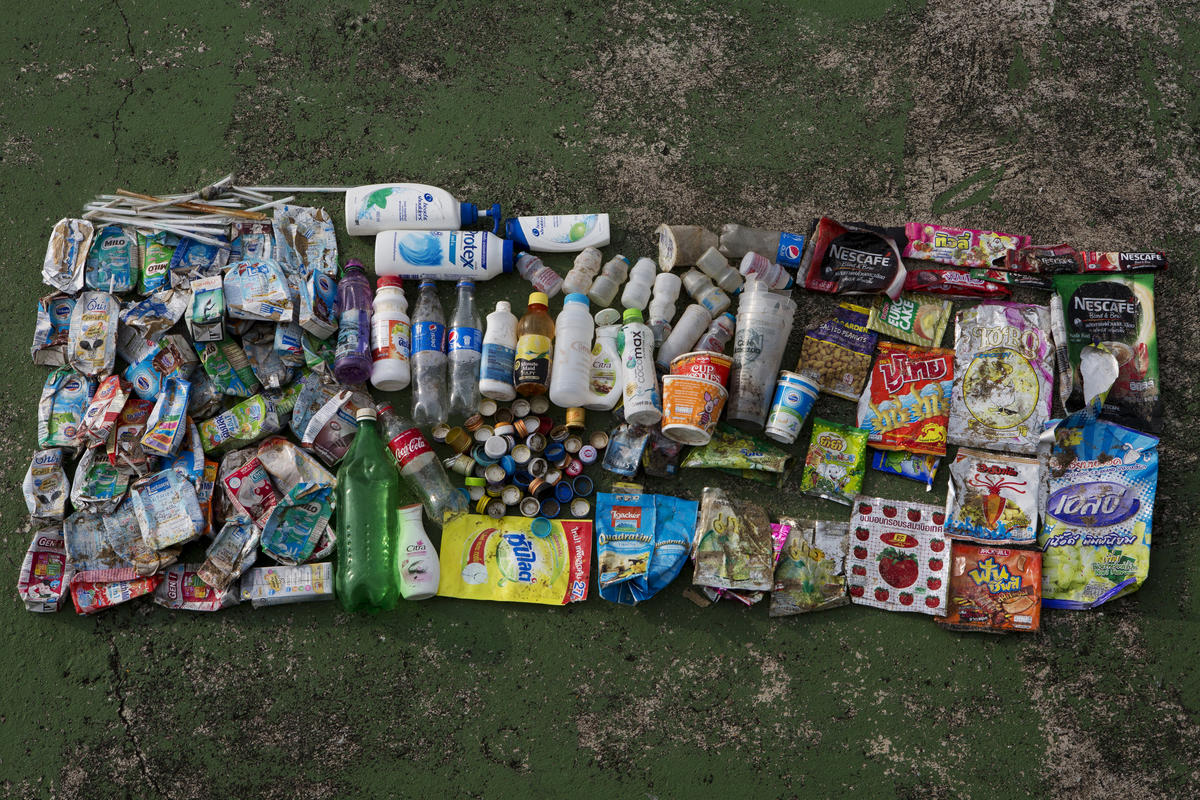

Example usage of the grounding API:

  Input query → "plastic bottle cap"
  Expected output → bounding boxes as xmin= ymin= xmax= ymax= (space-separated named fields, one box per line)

xmin=528 ymin=292 xmax=549 ymax=307
xmin=531 ymin=515 xmax=554 ymax=535
xmin=355 ymin=407 xmax=377 ymax=421
xmin=510 ymin=398 xmax=531 ymax=418
xmin=484 ymin=435 xmax=509 ymax=459
xmin=554 ymin=482 xmax=575 ymax=503
xmin=570 ymin=498 xmax=591 ymax=518
xmin=464 ymin=477 xmax=486 ymax=487
xmin=478 ymin=398 xmax=499 ymax=417
xmin=572 ymin=475 xmax=594 ymax=497
xmin=520 ymin=497 xmax=541 ymax=517
xmin=457 ymin=279 xmax=475 ymax=288
xmin=378 ymin=276 xmax=402 ymax=288
xmin=530 ymin=395 xmax=550 ymax=414
xmin=565 ymin=292 xmax=590 ymax=307
xmin=594 ymin=308 xmax=621 ymax=326
xmin=622 ymin=308 xmax=644 ymax=323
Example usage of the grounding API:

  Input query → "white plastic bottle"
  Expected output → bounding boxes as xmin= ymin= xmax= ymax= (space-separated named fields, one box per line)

xmin=739 ymin=252 xmax=793 ymax=290
xmin=695 ymin=246 xmax=743 ymax=293
xmin=562 ymin=247 xmax=603 ymax=295
xmin=504 ymin=214 xmax=611 ymax=252
xmin=587 ymin=256 xmax=628 ymax=307
xmin=375 ymin=230 xmax=514 ymax=281
xmin=618 ymin=308 xmax=661 ymax=425
xmin=621 ymin=257 xmax=656 ymax=311
xmin=395 ymin=503 xmax=440 ymax=600
xmin=370 ymin=276 xmax=411 ymax=391
xmin=648 ymin=272 xmax=682 ymax=346
xmin=681 ymin=269 xmax=732 ymax=316
xmin=514 ymin=252 xmax=564 ymax=297
xmin=656 ymin=303 xmax=712 ymax=369
xmin=479 ymin=300 xmax=518 ymax=401
xmin=548 ymin=293 xmax=594 ymax=409
xmin=694 ymin=312 xmax=736 ymax=354
xmin=345 ymin=183 xmax=498 ymax=236
xmin=584 ymin=324 xmax=622 ymax=411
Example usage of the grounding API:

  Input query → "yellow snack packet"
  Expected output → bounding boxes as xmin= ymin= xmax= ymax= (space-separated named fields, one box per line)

xmin=437 ymin=514 xmax=592 ymax=605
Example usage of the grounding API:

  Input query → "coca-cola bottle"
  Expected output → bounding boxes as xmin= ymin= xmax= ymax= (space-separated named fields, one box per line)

xmin=377 ymin=403 xmax=467 ymax=528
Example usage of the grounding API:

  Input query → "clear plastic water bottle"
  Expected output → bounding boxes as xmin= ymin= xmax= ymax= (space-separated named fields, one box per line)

xmin=621 ymin=257 xmax=656 ymax=311
xmin=587 ymin=255 xmax=628 ymax=307
xmin=514 ymin=252 xmax=564 ymax=297
xmin=448 ymin=279 xmax=482 ymax=418
xmin=379 ymin=403 xmax=468 ymax=527
xmin=410 ymin=280 xmax=448 ymax=427
xmin=693 ymin=311 xmax=736 ymax=354
xmin=648 ymin=271 xmax=682 ymax=346
xmin=332 ymin=260 xmax=373 ymax=384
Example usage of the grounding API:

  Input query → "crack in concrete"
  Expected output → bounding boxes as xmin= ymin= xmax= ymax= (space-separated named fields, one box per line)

xmin=109 ymin=0 xmax=143 ymax=161
xmin=108 ymin=637 xmax=163 ymax=798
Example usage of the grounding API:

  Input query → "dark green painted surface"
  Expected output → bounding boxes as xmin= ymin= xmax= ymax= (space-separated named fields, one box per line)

xmin=1 ymin=1 xmax=1198 ymax=797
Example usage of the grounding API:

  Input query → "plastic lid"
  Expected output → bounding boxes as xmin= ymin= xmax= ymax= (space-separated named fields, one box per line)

xmin=530 ymin=516 xmax=553 ymax=537
xmin=465 ymin=203 xmax=502 ymax=233
xmin=419 ymin=279 xmax=435 ymax=288
xmin=377 ymin=275 xmax=402 ymax=288
xmin=564 ymin=292 xmax=589 ymax=307
xmin=622 ymin=307 xmax=644 ymax=323
xmin=505 ymin=218 xmax=529 ymax=250
xmin=465 ymin=477 xmax=486 ymax=487
xmin=343 ymin=259 xmax=365 ymax=274
xmin=528 ymin=292 xmax=549 ymax=307
xmin=501 ymin=238 xmax=514 ymax=273
xmin=355 ymin=407 xmax=377 ymax=421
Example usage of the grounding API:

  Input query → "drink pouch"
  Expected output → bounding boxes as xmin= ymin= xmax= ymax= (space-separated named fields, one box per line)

xmin=799 ymin=419 xmax=869 ymax=505
xmin=259 ymin=495 xmax=333 ymax=565
xmin=186 ymin=368 xmax=225 ymax=420
xmin=130 ymin=469 xmax=205 ymax=550
xmin=904 ymin=268 xmax=1012 ymax=298
xmin=38 ymin=367 xmax=95 ymax=449
xmin=68 ymin=291 xmax=119 ymax=376
xmin=18 ymin=525 xmax=73 ymax=612
xmin=121 ymin=289 xmax=189 ymax=340
xmin=70 ymin=446 xmax=129 ymax=514
xmin=240 ymin=562 xmax=334 ymax=607
xmin=272 ymin=205 xmax=338 ymax=276
xmin=198 ymin=517 xmax=260 ymax=592
xmin=289 ymin=374 xmax=371 ymax=465
xmin=845 ymin=497 xmax=950 ymax=615
xmin=222 ymin=457 xmax=279 ymax=528
xmin=948 ymin=302 xmax=1054 ymax=455
xmin=299 ymin=271 xmax=339 ymax=339
xmin=79 ymin=374 xmax=131 ymax=446
xmin=189 ymin=274 xmax=225 ymax=343
xmin=437 ymin=514 xmax=593 ymax=605
xmin=600 ymin=422 xmax=650 ymax=477
xmin=770 ymin=519 xmax=850 ymax=617
xmin=937 ymin=543 xmax=1042 ymax=633
xmin=596 ymin=491 xmax=655 ymax=592
xmin=1054 ymin=274 xmax=1160 ymax=434
xmin=241 ymin=322 xmax=294 ymax=389
xmin=162 ymin=419 xmax=204 ymax=486
xmin=902 ymin=222 xmax=1030 ymax=268
xmin=691 ymin=487 xmax=774 ymax=592
xmin=869 ymin=450 xmax=939 ymax=490
xmin=944 ymin=448 xmax=1039 ymax=544
xmin=215 ymin=449 xmax=256 ymax=525
xmin=106 ymin=397 xmax=156 ymax=475
xmin=800 ymin=302 xmax=877 ymax=400
xmin=230 ymin=221 xmax=274 ymax=261
xmin=43 ymin=218 xmax=94 ymax=293
xmin=223 ymin=260 xmax=293 ymax=322
xmin=679 ymin=423 xmax=793 ymax=479
xmin=256 ymin=435 xmax=336 ymax=503
xmin=31 ymin=293 xmax=76 ymax=366
xmin=800 ymin=217 xmax=906 ymax=299
xmin=856 ymin=342 xmax=954 ymax=456
xmin=302 ymin=331 xmax=334 ymax=371
xmin=199 ymin=394 xmax=280 ymax=452
xmin=154 ymin=563 xmax=239 ymax=611
xmin=137 ymin=230 xmax=174 ymax=294
xmin=867 ymin=293 xmax=952 ymax=348
xmin=85 ymin=224 xmax=138 ymax=292
xmin=275 ymin=321 xmax=305 ymax=368
xmin=194 ymin=338 xmax=259 ymax=397
xmin=141 ymin=376 xmax=190 ymax=456
xmin=24 ymin=448 xmax=69 ymax=520
xmin=169 ymin=235 xmax=230 ymax=277
xmin=71 ymin=574 xmax=162 ymax=615
xmin=1040 ymin=410 xmax=1158 ymax=609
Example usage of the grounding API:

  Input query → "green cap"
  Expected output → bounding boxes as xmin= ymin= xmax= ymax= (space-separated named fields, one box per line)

xmin=465 ymin=477 xmax=486 ymax=487
xmin=622 ymin=307 xmax=644 ymax=324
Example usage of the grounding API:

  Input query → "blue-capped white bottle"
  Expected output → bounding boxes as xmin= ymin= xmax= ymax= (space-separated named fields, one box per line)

xmin=504 ymin=214 xmax=610 ymax=253
xmin=345 ymin=183 xmax=500 ymax=236
xmin=374 ymin=230 xmax=514 ymax=281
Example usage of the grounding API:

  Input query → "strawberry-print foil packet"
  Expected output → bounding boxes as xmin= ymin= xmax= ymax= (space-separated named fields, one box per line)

xmin=846 ymin=496 xmax=949 ymax=616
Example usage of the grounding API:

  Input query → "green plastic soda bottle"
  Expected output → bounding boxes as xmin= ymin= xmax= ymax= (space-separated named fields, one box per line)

xmin=335 ymin=406 xmax=400 ymax=612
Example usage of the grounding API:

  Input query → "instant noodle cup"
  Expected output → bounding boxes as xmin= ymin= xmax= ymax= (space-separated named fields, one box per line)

xmin=670 ymin=351 xmax=733 ymax=387
xmin=660 ymin=374 xmax=727 ymax=446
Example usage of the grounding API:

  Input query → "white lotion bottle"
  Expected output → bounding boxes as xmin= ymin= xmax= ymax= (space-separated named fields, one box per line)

xmin=548 ymin=293 xmax=595 ymax=409
xmin=395 ymin=504 xmax=440 ymax=600
xmin=584 ymin=323 xmax=623 ymax=411
xmin=345 ymin=183 xmax=498 ymax=236
xmin=504 ymin=214 xmax=610 ymax=253
xmin=375 ymin=230 xmax=514 ymax=281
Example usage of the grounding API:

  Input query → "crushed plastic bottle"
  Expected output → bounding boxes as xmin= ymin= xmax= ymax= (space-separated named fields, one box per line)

xmin=410 ymin=281 xmax=448 ymax=427
xmin=448 ymin=279 xmax=482 ymax=418
xmin=562 ymin=247 xmax=603 ymax=295
xmin=719 ymin=224 xmax=808 ymax=271
xmin=739 ymin=252 xmax=793 ymax=290
xmin=514 ymin=252 xmax=564 ymax=298
xmin=379 ymin=404 xmax=468 ymax=527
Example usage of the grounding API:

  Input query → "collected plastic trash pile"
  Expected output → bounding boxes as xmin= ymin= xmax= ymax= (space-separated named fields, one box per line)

xmin=18 ymin=178 xmax=1166 ymax=632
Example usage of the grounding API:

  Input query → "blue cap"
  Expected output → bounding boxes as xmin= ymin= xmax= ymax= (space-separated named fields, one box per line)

xmin=501 ymin=237 xmax=514 ymax=273
xmin=564 ymin=292 xmax=589 ymax=307
xmin=531 ymin=515 xmax=554 ymax=535
xmin=554 ymin=482 xmax=575 ymax=503
xmin=460 ymin=202 xmax=502 ymax=233
xmin=505 ymin=218 xmax=530 ymax=249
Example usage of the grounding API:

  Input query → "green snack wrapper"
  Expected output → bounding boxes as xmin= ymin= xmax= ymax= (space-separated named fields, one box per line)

xmin=799 ymin=418 xmax=869 ymax=505
xmin=137 ymin=230 xmax=174 ymax=294
xmin=867 ymin=293 xmax=952 ymax=348
xmin=680 ymin=423 xmax=793 ymax=479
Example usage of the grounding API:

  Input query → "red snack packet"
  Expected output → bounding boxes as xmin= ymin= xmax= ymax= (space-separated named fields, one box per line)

xmin=902 ymin=223 xmax=1030 ymax=268
xmin=938 ymin=542 xmax=1041 ymax=633
xmin=903 ymin=268 xmax=1011 ymax=298
xmin=1079 ymin=251 xmax=1168 ymax=273
xmin=856 ymin=342 xmax=954 ymax=456
xmin=845 ymin=497 xmax=950 ymax=616
xmin=71 ymin=574 xmax=162 ymax=615
xmin=800 ymin=217 xmax=906 ymax=299
xmin=222 ymin=456 xmax=279 ymax=528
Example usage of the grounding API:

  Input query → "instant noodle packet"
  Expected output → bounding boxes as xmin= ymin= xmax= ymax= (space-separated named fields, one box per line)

xmin=870 ymin=450 xmax=939 ymax=489
xmin=154 ymin=563 xmax=239 ymax=611
xmin=437 ymin=514 xmax=592 ymax=605
xmin=800 ymin=302 xmax=878 ymax=400
xmin=38 ymin=367 xmax=94 ymax=449
xmin=902 ymin=222 xmax=1030 ymax=268
xmin=845 ymin=496 xmax=950 ymax=615
xmin=867 ymin=293 xmax=952 ymax=348
xmin=800 ymin=217 xmax=906 ymax=299
xmin=43 ymin=218 xmax=94 ymax=293
xmin=691 ymin=487 xmax=774 ymax=593
xmin=938 ymin=542 xmax=1041 ymax=633
xmin=31 ymin=293 xmax=76 ymax=366
xmin=944 ymin=448 xmax=1039 ymax=544
xmin=85 ymin=225 xmax=138 ymax=293
xmin=18 ymin=525 xmax=72 ymax=612
xmin=800 ymin=419 xmax=869 ymax=505
xmin=857 ymin=342 xmax=953 ymax=456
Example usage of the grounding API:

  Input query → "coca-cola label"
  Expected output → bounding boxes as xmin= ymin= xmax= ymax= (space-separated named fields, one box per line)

xmin=389 ymin=428 xmax=432 ymax=467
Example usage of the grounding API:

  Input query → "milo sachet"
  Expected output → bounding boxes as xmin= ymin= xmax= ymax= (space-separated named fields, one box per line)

xmin=85 ymin=225 xmax=139 ymax=293
xmin=24 ymin=448 xmax=69 ymax=520
xmin=799 ymin=419 xmax=869 ymax=505
xmin=260 ymin=496 xmax=333 ymax=565
xmin=691 ymin=487 xmax=774 ymax=593
xmin=137 ymin=230 xmax=174 ymax=294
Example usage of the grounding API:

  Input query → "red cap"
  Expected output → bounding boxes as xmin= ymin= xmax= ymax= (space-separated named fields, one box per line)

xmin=378 ymin=275 xmax=403 ymax=288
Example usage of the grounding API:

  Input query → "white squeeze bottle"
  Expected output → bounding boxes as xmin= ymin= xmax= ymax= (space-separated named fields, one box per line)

xmin=371 ymin=276 xmax=412 ymax=391
xmin=696 ymin=246 xmax=743 ymax=293
xmin=739 ymin=252 xmax=793 ymax=290
xmin=548 ymin=293 xmax=594 ymax=409
xmin=374 ymin=230 xmax=514 ymax=281
xmin=648 ymin=271 xmax=682 ymax=346
xmin=587 ymin=256 xmax=629 ymax=307
xmin=618 ymin=308 xmax=661 ymax=425
xmin=584 ymin=324 xmax=622 ymax=411
xmin=562 ymin=247 xmax=603 ymax=295
xmin=514 ymin=252 xmax=564 ymax=297
xmin=656 ymin=303 xmax=712 ymax=369
xmin=479 ymin=300 xmax=518 ymax=401
xmin=345 ymin=183 xmax=499 ymax=236
xmin=621 ymin=257 xmax=656 ymax=310
xmin=682 ymin=269 xmax=732 ymax=316
xmin=395 ymin=504 xmax=440 ymax=600
xmin=694 ymin=312 xmax=736 ymax=354
xmin=505 ymin=214 xmax=611 ymax=253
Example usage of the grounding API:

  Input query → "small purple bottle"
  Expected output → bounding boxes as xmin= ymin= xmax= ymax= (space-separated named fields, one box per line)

xmin=333 ymin=259 xmax=374 ymax=384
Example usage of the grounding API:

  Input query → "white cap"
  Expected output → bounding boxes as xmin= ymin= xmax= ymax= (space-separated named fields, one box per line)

xmin=355 ymin=407 xmax=377 ymax=421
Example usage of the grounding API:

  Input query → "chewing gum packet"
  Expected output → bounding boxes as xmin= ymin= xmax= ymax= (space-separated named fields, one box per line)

xmin=31 ymin=293 xmax=76 ymax=366
xmin=18 ymin=525 xmax=73 ymax=612
xmin=43 ymin=218 xmax=94 ymax=293
xmin=903 ymin=223 xmax=1029 ymax=268
xmin=154 ymin=563 xmax=239 ymax=611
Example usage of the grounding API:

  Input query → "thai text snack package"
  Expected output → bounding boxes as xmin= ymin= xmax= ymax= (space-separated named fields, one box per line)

xmin=18 ymin=525 xmax=73 ymax=612
xmin=770 ymin=519 xmax=850 ymax=617
xmin=438 ymin=514 xmax=592 ymax=605
xmin=867 ymin=293 xmax=952 ymax=348
xmin=904 ymin=267 xmax=1011 ymax=298
xmin=1040 ymin=411 xmax=1158 ymax=609
xmin=845 ymin=497 xmax=949 ymax=615
xmin=154 ymin=563 xmax=239 ymax=611
xmin=938 ymin=543 xmax=1041 ymax=633
xmin=902 ymin=222 xmax=1029 ymax=268
xmin=1053 ymin=274 xmax=1160 ymax=434
xmin=857 ymin=342 xmax=953 ymax=457
xmin=691 ymin=487 xmax=774 ymax=593
xmin=944 ymin=448 xmax=1039 ymax=544
xmin=948 ymin=302 xmax=1053 ymax=455
xmin=799 ymin=419 xmax=869 ymax=505
xmin=800 ymin=217 xmax=906 ymax=299
xmin=800 ymin=302 xmax=878 ymax=400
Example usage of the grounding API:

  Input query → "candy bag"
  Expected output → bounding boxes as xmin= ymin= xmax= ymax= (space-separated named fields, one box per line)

xmin=154 ymin=563 xmax=239 ymax=611
xmin=68 ymin=291 xmax=119 ymax=376
xmin=869 ymin=449 xmax=939 ymax=490
xmin=856 ymin=342 xmax=953 ymax=456
xmin=137 ymin=230 xmax=174 ymax=294
xmin=24 ymin=448 xmax=69 ymax=520
xmin=43 ymin=218 xmax=94 ymax=293
xmin=799 ymin=419 xmax=869 ymax=505
xmin=904 ymin=268 xmax=1011 ymax=298
xmin=800 ymin=217 xmax=905 ymax=299
xmin=31 ymin=293 xmax=76 ymax=366
xmin=845 ymin=497 xmax=950 ymax=615
xmin=902 ymin=222 xmax=1030 ymax=268
xmin=867 ymin=293 xmax=952 ymax=348
xmin=770 ymin=519 xmax=850 ymax=616
xmin=938 ymin=543 xmax=1041 ymax=633
xmin=85 ymin=224 xmax=138 ymax=293
xmin=223 ymin=260 xmax=293 ymax=322
xmin=800 ymin=302 xmax=878 ymax=400
xmin=944 ymin=447 xmax=1039 ymax=544
xmin=38 ymin=367 xmax=95 ymax=449
xmin=691 ymin=487 xmax=774 ymax=593
xmin=18 ymin=525 xmax=73 ymax=612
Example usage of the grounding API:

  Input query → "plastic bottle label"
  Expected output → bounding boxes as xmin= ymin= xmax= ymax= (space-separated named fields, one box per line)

xmin=515 ymin=334 xmax=552 ymax=387
xmin=776 ymin=232 xmax=807 ymax=268
xmin=388 ymin=428 xmax=432 ymax=468
xmin=372 ymin=317 xmax=411 ymax=362
xmin=335 ymin=310 xmax=363 ymax=361
xmin=481 ymin=343 xmax=516 ymax=383
xmin=412 ymin=321 xmax=446 ymax=354
xmin=448 ymin=326 xmax=482 ymax=353
xmin=590 ymin=342 xmax=617 ymax=393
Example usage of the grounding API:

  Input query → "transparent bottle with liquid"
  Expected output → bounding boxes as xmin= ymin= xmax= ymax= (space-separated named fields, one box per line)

xmin=514 ymin=292 xmax=555 ymax=396
xmin=410 ymin=281 xmax=448 ymax=426
xmin=448 ymin=279 xmax=482 ymax=418
xmin=379 ymin=403 xmax=468 ymax=527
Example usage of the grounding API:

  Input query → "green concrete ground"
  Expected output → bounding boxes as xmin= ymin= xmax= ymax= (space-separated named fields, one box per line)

xmin=2 ymin=1 xmax=1199 ymax=797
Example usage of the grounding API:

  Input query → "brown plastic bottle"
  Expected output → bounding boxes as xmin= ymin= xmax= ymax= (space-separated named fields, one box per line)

xmin=514 ymin=292 xmax=554 ymax=396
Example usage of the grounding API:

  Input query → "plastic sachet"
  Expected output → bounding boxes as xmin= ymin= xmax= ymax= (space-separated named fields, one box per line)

xmin=79 ymin=374 xmax=131 ymax=446
xmin=198 ymin=516 xmax=259 ymax=592
xmin=38 ymin=367 xmax=95 ymax=449
xmin=289 ymin=374 xmax=373 ymax=465
xmin=299 ymin=270 xmax=339 ymax=339
xmin=68 ymin=291 xmax=119 ymax=376
xmin=275 ymin=320 xmax=305 ymax=368
xmin=221 ymin=457 xmax=279 ymax=528
xmin=223 ymin=260 xmax=293 ymax=322
xmin=169 ymin=235 xmax=229 ymax=279
xmin=240 ymin=562 xmax=334 ymax=607
xmin=162 ymin=418 xmax=204 ymax=486
xmin=799 ymin=419 xmax=869 ymax=505
xmin=72 ymin=574 xmax=162 ymax=615
xmin=273 ymin=205 xmax=338 ymax=276
xmin=691 ymin=487 xmax=774 ymax=593
xmin=140 ymin=376 xmax=190 ymax=457
xmin=24 ymin=448 xmax=69 ymax=520
xmin=18 ymin=525 xmax=73 ymax=612
xmin=193 ymin=338 xmax=260 ymax=397
xmin=105 ymin=397 xmax=156 ymax=475
xmin=85 ymin=225 xmax=139 ymax=293
xmin=770 ymin=519 xmax=851 ymax=617
xmin=130 ymin=468 xmax=205 ymax=550
xmin=31 ymin=293 xmax=76 ymax=366
xmin=242 ymin=322 xmax=294 ymax=389
xmin=154 ymin=563 xmax=239 ymax=611
xmin=596 ymin=491 xmax=698 ymax=605
xmin=43 ymin=218 xmax=94 ymax=293
xmin=70 ymin=446 xmax=129 ymax=514
xmin=186 ymin=368 xmax=225 ymax=420
xmin=120 ymin=290 xmax=189 ymax=340
xmin=199 ymin=394 xmax=281 ymax=452
xmin=137 ymin=230 xmax=175 ymax=294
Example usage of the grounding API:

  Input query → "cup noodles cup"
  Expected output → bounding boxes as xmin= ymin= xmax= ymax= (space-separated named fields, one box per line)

xmin=764 ymin=371 xmax=819 ymax=444
xmin=670 ymin=351 xmax=733 ymax=387
xmin=660 ymin=374 xmax=728 ymax=445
